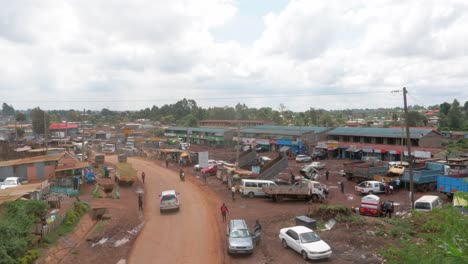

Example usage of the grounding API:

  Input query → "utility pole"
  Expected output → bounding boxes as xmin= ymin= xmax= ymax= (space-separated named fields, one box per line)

xmin=403 ymin=87 xmax=415 ymax=209
xmin=236 ymin=122 xmax=240 ymax=168
xmin=44 ymin=111 xmax=48 ymax=151
xmin=81 ymin=109 xmax=85 ymax=160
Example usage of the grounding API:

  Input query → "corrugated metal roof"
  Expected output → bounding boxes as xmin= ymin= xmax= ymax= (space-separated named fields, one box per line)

xmin=241 ymin=125 xmax=329 ymax=136
xmin=166 ymin=126 xmax=231 ymax=133
xmin=199 ymin=120 xmax=270 ymax=124
xmin=0 ymin=154 xmax=63 ymax=167
xmin=328 ymin=127 xmax=437 ymax=139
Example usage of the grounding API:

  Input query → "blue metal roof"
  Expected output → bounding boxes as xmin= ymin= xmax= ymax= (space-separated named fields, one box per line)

xmin=241 ymin=125 xmax=329 ymax=136
xmin=328 ymin=127 xmax=438 ymax=139
xmin=166 ymin=126 xmax=231 ymax=134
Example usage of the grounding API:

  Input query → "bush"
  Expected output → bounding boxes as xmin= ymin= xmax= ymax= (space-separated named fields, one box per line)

xmin=0 ymin=200 xmax=47 ymax=262
xmin=17 ymin=249 xmax=40 ymax=264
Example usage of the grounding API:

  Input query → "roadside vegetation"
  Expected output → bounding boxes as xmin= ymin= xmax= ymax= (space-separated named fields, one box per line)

xmin=0 ymin=200 xmax=47 ymax=264
xmin=310 ymin=204 xmax=467 ymax=263
xmin=0 ymin=200 xmax=88 ymax=264
xmin=380 ymin=206 xmax=467 ymax=263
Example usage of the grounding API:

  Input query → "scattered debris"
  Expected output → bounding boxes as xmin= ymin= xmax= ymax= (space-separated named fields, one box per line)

xmin=114 ymin=237 xmax=130 ymax=247
xmin=325 ymin=218 xmax=337 ymax=230
xmin=92 ymin=237 xmax=109 ymax=247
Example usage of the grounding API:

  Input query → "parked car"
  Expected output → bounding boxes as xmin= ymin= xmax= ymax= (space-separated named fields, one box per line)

xmin=309 ymin=162 xmax=325 ymax=170
xmin=295 ymin=155 xmax=312 ymax=163
xmin=414 ymin=195 xmax=443 ymax=212
xmin=201 ymin=164 xmax=218 ymax=176
xmin=227 ymin=219 xmax=260 ymax=255
xmin=312 ymin=151 xmax=327 ymax=160
xmin=194 ymin=160 xmax=218 ymax=171
xmin=0 ymin=177 xmax=22 ymax=190
xmin=279 ymin=226 xmax=332 ymax=260
xmin=159 ymin=190 xmax=180 ymax=213
xmin=355 ymin=181 xmax=385 ymax=195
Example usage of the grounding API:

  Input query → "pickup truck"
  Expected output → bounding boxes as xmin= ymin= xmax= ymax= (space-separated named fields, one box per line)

xmin=0 ymin=177 xmax=22 ymax=190
xmin=354 ymin=181 xmax=385 ymax=195
xmin=262 ymin=180 xmax=327 ymax=203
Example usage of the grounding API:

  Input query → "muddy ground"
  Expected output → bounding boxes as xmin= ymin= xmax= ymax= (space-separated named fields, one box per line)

xmin=41 ymin=145 xmax=447 ymax=264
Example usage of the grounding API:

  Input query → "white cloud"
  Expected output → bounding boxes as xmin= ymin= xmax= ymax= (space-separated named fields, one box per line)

xmin=0 ymin=0 xmax=467 ymax=111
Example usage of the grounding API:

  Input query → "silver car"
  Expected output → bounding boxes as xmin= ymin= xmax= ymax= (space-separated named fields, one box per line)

xmin=227 ymin=219 xmax=259 ymax=255
xmin=159 ymin=190 xmax=180 ymax=213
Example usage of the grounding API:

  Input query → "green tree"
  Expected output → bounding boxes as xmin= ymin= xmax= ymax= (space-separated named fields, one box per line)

xmin=31 ymin=107 xmax=50 ymax=135
xmin=2 ymin=103 xmax=15 ymax=116
xmin=440 ymin=102 xmax=451 ymax=115
xmin=407 ymin=111 xmax=427 ymax=127
xmin=447 ymin=100 xmax=462 ymax=129
xmin=15 ymin=112 xmax=26 ymax=123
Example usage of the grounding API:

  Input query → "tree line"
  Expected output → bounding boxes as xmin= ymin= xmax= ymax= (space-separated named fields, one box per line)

xmin=1 ymin=98 xmax=467 ymax=137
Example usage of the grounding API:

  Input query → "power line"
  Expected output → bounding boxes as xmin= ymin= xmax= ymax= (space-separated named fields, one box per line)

xmin=6 ymin=90 xmax=393 ymax=103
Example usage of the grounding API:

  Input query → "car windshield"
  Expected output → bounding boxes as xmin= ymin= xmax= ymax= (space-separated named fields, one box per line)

xmin=4 ymin=180 xmax=16 ymax=185
xmin=161 ymin=194 xmax=176 ymax=201
xmin=230 ymin=229 xmax=250 ymax=238
xmin=415 ymin=202 xmax=430 ymax=210
xmin=300 ymin=232 xmax=321 ymax=243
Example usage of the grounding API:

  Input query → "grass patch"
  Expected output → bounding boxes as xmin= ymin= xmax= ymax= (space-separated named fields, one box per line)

xmin=380 ymin=206 xmax=468 ymax=263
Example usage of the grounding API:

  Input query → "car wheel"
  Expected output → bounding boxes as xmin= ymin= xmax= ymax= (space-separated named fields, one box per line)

xmin=302 ymin=251 xmax=308 ymax=260
xmin=368 ymin=191 xmax=374 ymax=194
xmin=248 ymin=192 xmax=255 ymax=198
xmin=282 ymin=239 xmax=288 ymax=249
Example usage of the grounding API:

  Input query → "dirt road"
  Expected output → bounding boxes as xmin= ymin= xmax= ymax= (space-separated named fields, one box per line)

xmin=124 ymin=157 xmax=225 ymax=264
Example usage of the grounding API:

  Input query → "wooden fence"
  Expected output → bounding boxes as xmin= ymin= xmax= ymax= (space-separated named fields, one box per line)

xmin=41 ymin=214 xmax=65 ymax=238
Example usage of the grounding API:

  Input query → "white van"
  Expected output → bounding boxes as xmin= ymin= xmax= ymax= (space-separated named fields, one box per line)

xmin=414 ymin=195 xmax=443 ymax=212
xmin=240 ymin=179 xmax=277 ymax=198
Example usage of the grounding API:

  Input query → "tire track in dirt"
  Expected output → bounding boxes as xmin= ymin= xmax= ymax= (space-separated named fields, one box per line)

xmin=126 ymin=158 xmax=224 ymax=264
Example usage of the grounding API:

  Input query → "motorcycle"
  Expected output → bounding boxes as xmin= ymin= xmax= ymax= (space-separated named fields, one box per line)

xmin=180 ymin=171 xmax=185 ymax=181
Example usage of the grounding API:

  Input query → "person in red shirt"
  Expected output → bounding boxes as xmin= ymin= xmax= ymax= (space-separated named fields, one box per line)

xmin=220 ymin=203 xmax=229 ymax=222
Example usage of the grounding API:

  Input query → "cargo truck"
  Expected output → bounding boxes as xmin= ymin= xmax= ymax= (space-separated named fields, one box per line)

xmin=402 ymin=162 xmax=450 ymax=192
xmin=437 ymin=176 xmax=468 ymax=198
xmin=114 ymin=162 xmax=137 ymax=185
xmin=262 ymin=180 xmax=327 ymax=203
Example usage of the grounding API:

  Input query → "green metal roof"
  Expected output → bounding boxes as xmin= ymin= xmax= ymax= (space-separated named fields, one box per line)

xmin=166 ymin=126 xmax=231 ymax=134
xmin=328 ymin=127 xmax=438 ymax=139
xmin=241 ymin=125 xmax=330 ymax=136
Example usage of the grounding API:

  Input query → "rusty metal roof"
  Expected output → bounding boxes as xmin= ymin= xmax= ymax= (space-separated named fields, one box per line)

xmin=0 ymin=154 xmax=64 ymax=167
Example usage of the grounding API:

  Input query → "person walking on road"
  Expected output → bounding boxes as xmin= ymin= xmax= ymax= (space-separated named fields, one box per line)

xmin=138 ymin=193 xmax=143 ymax=210
xmin=231 ymin=186 xmax=236 ymax=201
xmin=141 ymin=172 xmax=146 ymax=184
xmin=254 ymin=219 xmax=262 ymax=233
xmin=325 ymin=170 xmax=329 ymax=181
xmin=220 ymin=203 xmax=229 ymax=222
xmin=339 ymin=181 xmax=344 ymax=193
xmin=165 ymin=159 xmax=169 ymax=168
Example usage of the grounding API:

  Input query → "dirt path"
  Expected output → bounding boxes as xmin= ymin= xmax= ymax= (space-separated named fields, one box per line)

xmin=124 ymin=157 xmax=225 ymax=264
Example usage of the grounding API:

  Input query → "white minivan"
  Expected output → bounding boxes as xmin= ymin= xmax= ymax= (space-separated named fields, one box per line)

xmin=414 ymin=195 xmax=443 ymax=212
xmin=240 ymin=179 xmax=277 ymax=198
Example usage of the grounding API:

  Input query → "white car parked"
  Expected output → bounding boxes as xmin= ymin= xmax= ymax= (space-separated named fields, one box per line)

xmin=295 ymin=155 xmax=312 ymax=163
xmin=0 ymin=177 xmax=22 ymax=190
xmin=309 ymin=162 xmax=325 ymax=170
xmin=279 ymin=226 xmax=332 ymax=260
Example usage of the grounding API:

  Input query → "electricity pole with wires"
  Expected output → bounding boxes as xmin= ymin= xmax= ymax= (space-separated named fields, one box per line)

xmin=403 ymin=87 xmax=415 ymax=209
xmin=392 ymin=87 xmax=415 ymax=209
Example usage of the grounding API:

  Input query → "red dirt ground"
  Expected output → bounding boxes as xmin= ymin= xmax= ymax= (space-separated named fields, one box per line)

xmin=41 ymin=146 xmax=448 ymax=264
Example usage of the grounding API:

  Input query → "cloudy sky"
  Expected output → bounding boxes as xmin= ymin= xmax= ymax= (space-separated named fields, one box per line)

xmin=1 ymin=0 xmax=467 ymax=111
